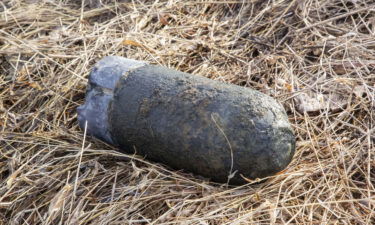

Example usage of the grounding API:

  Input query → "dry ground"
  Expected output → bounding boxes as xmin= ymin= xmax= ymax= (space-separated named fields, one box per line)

xmin=0 ymin=0 xmax=374 ymax=224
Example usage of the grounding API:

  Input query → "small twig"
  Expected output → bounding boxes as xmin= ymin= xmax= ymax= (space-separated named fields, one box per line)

xmin=297 ymin=5 xmax=375 ymax=32
xmin=211 ymin=113 xmax=235 ymax=184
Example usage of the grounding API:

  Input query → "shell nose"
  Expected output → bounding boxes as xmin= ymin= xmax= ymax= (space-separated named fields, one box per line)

xmin=76 ymin=105 xmax=86 ymax=129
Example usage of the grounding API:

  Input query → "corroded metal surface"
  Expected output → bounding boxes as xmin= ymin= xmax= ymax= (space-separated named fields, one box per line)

xmin=78 ymin=56 xmax=296 ymax=184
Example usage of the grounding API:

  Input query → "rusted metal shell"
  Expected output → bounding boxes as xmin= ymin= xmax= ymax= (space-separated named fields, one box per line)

xmin=78 ymin=56 xmax=295 ymax=184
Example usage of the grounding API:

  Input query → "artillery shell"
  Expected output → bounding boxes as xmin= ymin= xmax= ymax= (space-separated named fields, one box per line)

xmin=77 ymin=56 xmax=295 ymax=184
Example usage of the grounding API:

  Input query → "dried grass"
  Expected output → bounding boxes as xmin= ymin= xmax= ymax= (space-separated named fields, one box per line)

xmin=0 ymin=0 xmax=374 ymax=224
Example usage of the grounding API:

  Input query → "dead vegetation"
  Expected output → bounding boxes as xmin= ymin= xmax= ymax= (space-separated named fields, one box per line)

xmin=0 ymin=0 xmax=374 ymax=224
